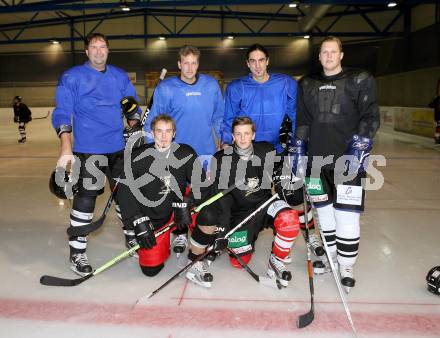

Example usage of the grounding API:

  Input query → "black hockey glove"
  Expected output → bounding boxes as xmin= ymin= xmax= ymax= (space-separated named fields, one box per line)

xmin=13 ymin=115 xmax=19 ymax=123
xmin=172 ymin=196 xmax=193 ymax=231
xmin=120 ymin=96 xmax=140 ymax=121
xmin=123 ymin=122 xmax=145 ymax=148
xmin=132 ymin=215 xmax=156 ymax=249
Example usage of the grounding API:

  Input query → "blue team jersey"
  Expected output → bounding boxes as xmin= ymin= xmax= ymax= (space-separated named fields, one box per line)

xmin=52 ymin=62 xmax=138 ymax=154
xmin=221 ymin=73 xmax=297 ymax=153
xmin=144 ymin=74 xmax=224 ymax=158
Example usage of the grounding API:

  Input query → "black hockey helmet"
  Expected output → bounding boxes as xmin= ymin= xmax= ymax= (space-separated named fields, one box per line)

xmin=426 ymin=266 xmax=440 ymax=295
xmin=120 ymin=96 xmax=139 ymax=120
xmin=49 ymin=168 xmax=78 ymax=199
xmin=14 ymin=95 xmax=22 ymax=101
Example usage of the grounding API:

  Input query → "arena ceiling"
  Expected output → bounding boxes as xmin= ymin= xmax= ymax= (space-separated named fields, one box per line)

xmin=0 ymin=0 xmax=437 ymax=45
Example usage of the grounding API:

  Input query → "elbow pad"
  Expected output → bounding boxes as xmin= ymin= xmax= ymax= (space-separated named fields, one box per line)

xmin=56 ymin=124 xmax=72 ymax=137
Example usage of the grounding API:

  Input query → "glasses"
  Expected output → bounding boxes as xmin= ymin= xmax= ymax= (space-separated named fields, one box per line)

xmin=248 ymin=57 xmax=267 ymax=65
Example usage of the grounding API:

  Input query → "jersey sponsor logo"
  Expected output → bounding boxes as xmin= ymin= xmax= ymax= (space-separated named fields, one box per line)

xmin=186 ymin=92 xmax=202 ymax=96
xmin=159 ymin=175 xmax=171 ymax=195
xmin=336 ymin=184 xmax=362 ymax=206
xmin=319 ymin=84 xmax=336 ymax=91
xmin=172 ymin=202 xmax=187 ymax=208
xmin=267 ymin=200 xmax=290 ymax=217
xmin=310 ymin=194 xmax=328 ymax=202
xmin=230 ymin=244 xmax=252 ymax=255
xmin=305 ymin=177 xmax=324 ymax=195
xmin=228 ymin=230 xmax=248 ymax=248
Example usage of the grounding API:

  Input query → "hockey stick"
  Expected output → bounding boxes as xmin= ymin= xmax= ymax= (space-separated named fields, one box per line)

xmin=226 ymin=248 xmax=282 ymax=290
xmin=135 ymin=193 xmax=279 ymax=304
xmin=41 ymin=182 xmax=240 ymax=287
xmin=304 ymin=189 xmax=358 ymax=337
xmin=67 ymin=69 xmax=167 ymax=237
xmin=33 ymin=111 xmax=50 ymax=120
xmin=297 ymin=188 xmax=315 ymax=328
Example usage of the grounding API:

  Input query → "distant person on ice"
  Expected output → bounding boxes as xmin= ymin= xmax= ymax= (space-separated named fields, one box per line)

xmin=13 ymin=95 xmax=32 ymax=143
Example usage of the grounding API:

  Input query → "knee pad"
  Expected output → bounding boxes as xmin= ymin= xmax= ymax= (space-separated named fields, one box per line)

xmin=140 ymin=263 xmax=164 ymax=277
xmin=190 ymin=225 xmax=216 ymax=249
xmin=274 ymin=209 xmax=300 ymax=235
xmin=229 ymin=253 xmax=252 ymax=269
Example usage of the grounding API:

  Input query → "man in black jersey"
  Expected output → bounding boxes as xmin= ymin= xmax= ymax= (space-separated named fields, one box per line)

xmin=185 ymin=117 xmax=300 ymax=288
xmin=117 ymin=114 xmax=203 ymax=277
xmin=291 ymin=36 xmax=380 ymax=293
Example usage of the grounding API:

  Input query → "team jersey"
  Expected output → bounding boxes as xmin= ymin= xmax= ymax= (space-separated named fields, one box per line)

xmin=118 ymin=142 xmax=204 ymax=225
xmin=52 ymin=62 xmax=138 ymax=154
xmin=144 ymin=74 xmax=224 ymax=158
xmin=297 ymin=67 xmax=380 ymax=163
xmin=207 ymin=141 xmax=276 ymax=215
xmin=14 ymin=103 xmax=32 ymax=123
xmin=221 ymin=73 xmax=297 ymax=153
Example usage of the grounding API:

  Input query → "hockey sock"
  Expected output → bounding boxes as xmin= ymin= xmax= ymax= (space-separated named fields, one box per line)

xmin=272 ymin=209 xmax=299 ymax=260
xmin=18 ymin=122 xmax=26 ymax=140
xmin=315 ymin=204 xmax=337 ymax=256
xmin=68 ymin=195 xmax=96 ymax=255
xmin=334 ymin=209 xmax=360 ymax=267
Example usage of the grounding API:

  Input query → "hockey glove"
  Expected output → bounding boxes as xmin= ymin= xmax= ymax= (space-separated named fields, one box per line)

xmin=133 ymin=215 xmax=156 ymax=249
xmin=120 ymin=96 xmax=140 ymax=121
xmin=123 ymin=122 xmax=145 ymax=148
xmin=343 ymin=134 xmax=373 ymax=175
xmin=13 ymin=115 xmax=19 ymax=123
xmin=287 ymin=138 xmax=308 ymax=182
xmin=172 ymin=197 xmax=193 ymax=230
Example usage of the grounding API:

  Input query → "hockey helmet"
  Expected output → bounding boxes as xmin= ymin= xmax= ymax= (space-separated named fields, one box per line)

xmin=120 ymin=96 xmax=139 ymax=119
xmin=14 ymin=95 xmax=22 ymax=102
xmin=49 ymin=168 xmax=78 ymax=199
xmin=426 ymin=266 xmax=440 ymax=295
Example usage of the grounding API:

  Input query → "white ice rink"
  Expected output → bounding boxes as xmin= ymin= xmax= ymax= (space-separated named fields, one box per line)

xmin=0 ymin=114 xmax=439 ymax=338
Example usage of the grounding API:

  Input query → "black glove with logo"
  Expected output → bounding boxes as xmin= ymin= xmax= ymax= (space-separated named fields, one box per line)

xmin=132 ymin=215 xmax=156 ymax=249
xmin=123 ymin=122 xmax=145 ymax=148
xmin=120 ymin=96 xmax=140 ymax=120
xmin=172 ymin=196 xmax=193 ymax=230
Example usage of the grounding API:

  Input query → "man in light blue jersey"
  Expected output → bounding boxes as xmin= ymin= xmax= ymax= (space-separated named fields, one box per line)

xmin=51 ymin=33 xmax=140 ymax=276
xmin=220 ymin=43 xmax=297 ymax=154
xmin=144 ymin=45 xmax=225 ymax=256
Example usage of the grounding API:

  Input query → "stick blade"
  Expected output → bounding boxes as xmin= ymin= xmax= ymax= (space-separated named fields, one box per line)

xmin=67 ymin=215 xmax=105 ymax=236
xmin=39 ymin=274 xmax=90 ymax=287
xmin=297 ymin=309 xmax=314 ymax=328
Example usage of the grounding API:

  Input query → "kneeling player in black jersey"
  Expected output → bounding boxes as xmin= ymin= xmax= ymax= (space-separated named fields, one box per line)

xmin=117 ymin=114 xmax=204 ymax=277
xmin=186 ymin=116 xmax=300 ymax=288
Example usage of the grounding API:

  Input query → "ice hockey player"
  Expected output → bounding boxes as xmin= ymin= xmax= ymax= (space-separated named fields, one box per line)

xmin=117 ymin=114 xmax=205 ymax=277
xmin=51 ymin=32 xmax=140 ymax=276
xmin=143 ymin=45 xmax=224 ymax=258
xmin=185 ymin=116 xmax=300 ymax=288
xmin=220 ymin=43 xmax=297 ymax=153
xmin=12 ymin=96 xmax=32 ymax=143
xmin=293 ymin=36 xmax=380 ymax=293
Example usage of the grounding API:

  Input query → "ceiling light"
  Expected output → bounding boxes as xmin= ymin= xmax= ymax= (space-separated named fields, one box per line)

xmin=158 ymin=36 xmax=166 ymax=40
xmin=50 ymin=39 xmax=60 ymax=44
xmin=226 ymin=35 xmax=235 ymax=40
xmin=120 ymin=2 xmax=130 ymax=11
xmin=289 ymin=3 xmax=298 ymax=8
xmin=303 ymin=35 xmax=310 ymax=39
xmin=387 ymin=1 xmax=397 ymax=7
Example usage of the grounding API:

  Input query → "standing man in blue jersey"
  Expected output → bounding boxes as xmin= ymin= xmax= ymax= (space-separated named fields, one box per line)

xmin=220 ymin=43 xmax=297 ymax=154
xmin=51 ymin=33 xmax=140 ymax=276
xmin=144 ymin=45 xmax=224 ymax=256
xmin=221 ymin=43 xmax=326 ymax=267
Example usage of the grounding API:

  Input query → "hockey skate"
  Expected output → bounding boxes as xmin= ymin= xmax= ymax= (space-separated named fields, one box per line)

xmin=125 ymin=237 xmax=139 ymax=258
xmin=308 ymin=232 xmax=325 ymax=257
xmin=18 ymin=137 xmax=26 ymax=143
xmin=267 ymin=253 xmax=292 ymax=287
xmin=313 ymin=251 xmax=337 ymax=275
xmin=339 ymin=265 xmax=356 ymax=294
xmin=206 ymin=251 xmax=219 ymax=266
xmin=70 ymin=253 xmax=92 ymax=276
xmin=186 ymin=260 xmax=213 ymax=288
xmin=173 ymin=234 xmax=188 ymax=258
